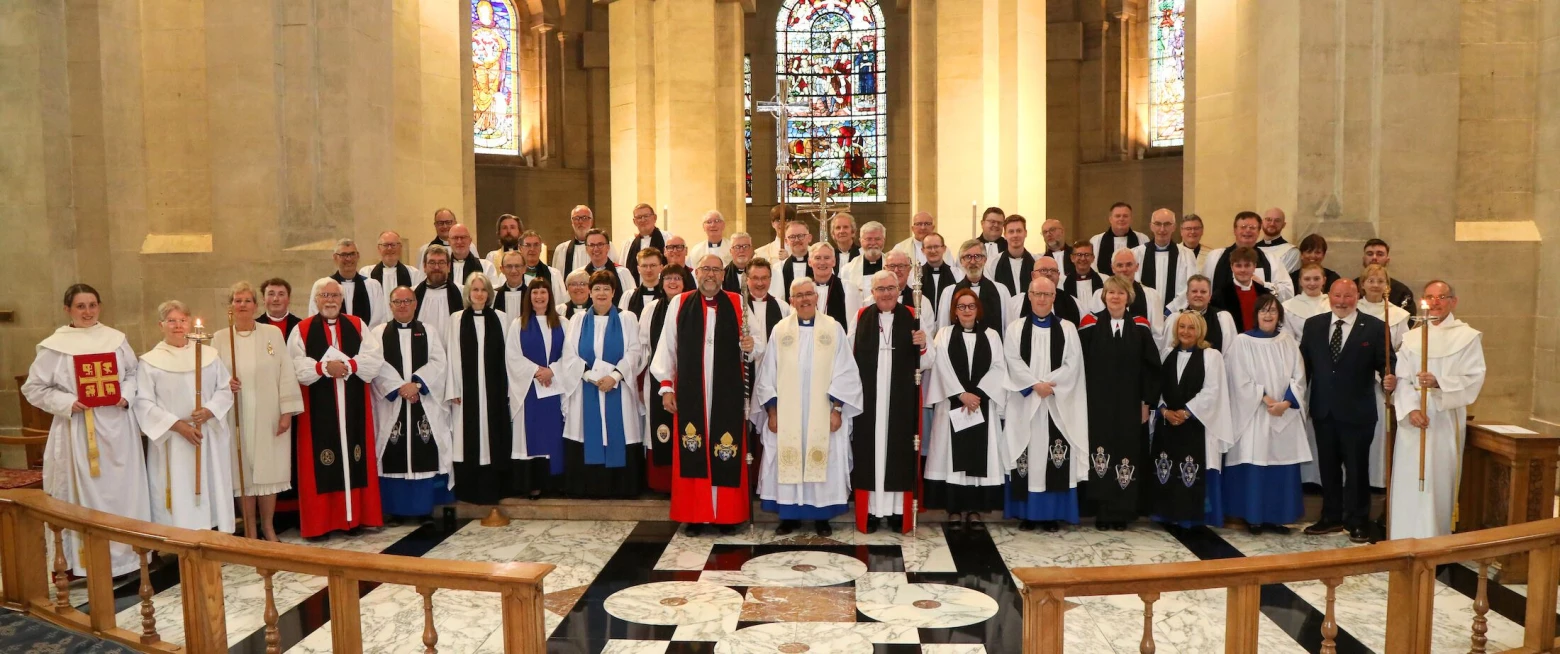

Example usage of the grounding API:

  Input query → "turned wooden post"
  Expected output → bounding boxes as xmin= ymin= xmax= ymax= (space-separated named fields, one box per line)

xmin=260 ymin=569 xmax=280 ymax=654
xmin=1139 ymin=592 xmax=1159 ymax=654
xmin=133 ymin=547 xmax=160 ymax=645
xmin=419 ymin=586 xmax=438 ymax=654
xmin=1321 ymin=577 xmax=1341 ymax=654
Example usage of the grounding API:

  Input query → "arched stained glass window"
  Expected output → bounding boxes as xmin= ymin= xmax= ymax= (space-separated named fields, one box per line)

xmin=776 ymin=0 xmax=886 ymax=203
xmin=1148 ymin=0 xmax=1186 ymax=147
xmin=472 ymin=0 xmax=520 ymax=155
xmin=745 ymin=54 xmax=753 ymax=203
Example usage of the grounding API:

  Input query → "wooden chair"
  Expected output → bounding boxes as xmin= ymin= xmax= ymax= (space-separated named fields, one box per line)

xmin=5 ymin=375 xmax=49 ymax=489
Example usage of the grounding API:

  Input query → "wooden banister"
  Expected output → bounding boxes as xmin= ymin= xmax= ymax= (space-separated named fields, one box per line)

xmin=1017 ymin=517 xmax=1560 ymax=654
xmin=0 ymin=489 xmax=554 ymax=653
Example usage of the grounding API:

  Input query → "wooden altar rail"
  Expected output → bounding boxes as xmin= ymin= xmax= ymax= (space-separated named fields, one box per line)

xmin=1016 ymin=517 xmax=1560 ymax=654
xmin=0 ymin=489 xmax=554 ymax=653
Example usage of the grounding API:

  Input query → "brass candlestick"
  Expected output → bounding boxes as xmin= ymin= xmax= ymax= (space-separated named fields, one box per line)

xmin=188 ymin=318 xmax=213 ymax=501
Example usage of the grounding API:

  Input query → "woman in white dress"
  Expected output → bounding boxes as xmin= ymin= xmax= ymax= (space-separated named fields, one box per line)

xmin=134 ymin=301 xmax=236 ymax=533
xmin=22 ymin=284 xmax=152 ymax=576
xmin=446 ymin=272 xmax=511 ymax=504
xmin=1282 ymin=263 xmax=1332 ymax=486
xmin=216 ymin=282 xmax=304 ymax=540
xmin=1357 ymin=263 xmax=1409 ymax=488
xmin=924 ymin=288 xmax=1008 ymax=529
xmin=1223 ymin=295 xmax=1311 ymax=534
xmin=506 ymin=278 xmax=576 ymax=498
xmin=559 ymin=270 xmax=646 ymax=497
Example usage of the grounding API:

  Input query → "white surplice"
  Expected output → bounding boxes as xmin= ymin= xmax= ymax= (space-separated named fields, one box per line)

xmin=1359 ymin=299 xmax=1410 ymax=487
xmin=308 ymin=276 xmax=389 ymax=330
xmin=923 ymin=326 xmax=1007 ymax=499
xmin=135 ymin=342 xmax=236 ymax=533
xmin=22 ymin=325 xmax=152 ymax=576
xmin=505 ymin=317 xmax=578 ymax=459
xmin=216 ymin=324 xmax=305 ymax=496
xmin=415 ymin=282 xmax=463 ymax=345
xmin=1001 ymin=316 xmax=1090 ymax=492
xmin=1224 ymin=333 xmax=1311 ymax=467
xmin=1282 ymin=292 xmax=1332 ymax=484
xmin=750 ymin=316 xmax=863 ymax=511
xmin=445 ymin=309 xmax=509 ymax=466
xmin=559 ymin=309 xmax=645 ymax=448
xmin=370 ymin=321 xmax=452 ymax=483
xmin=847 ymin=308 xmax=935 ymax=517
xmin=1389 ymin=315 xmax=1485 ymax=539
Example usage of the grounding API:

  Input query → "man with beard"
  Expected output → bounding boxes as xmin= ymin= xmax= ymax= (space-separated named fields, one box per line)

xmin=652 ymin=255 xmax=756 ymax=534
xmin=484 ymin=214 xmax=524 ymax=271
xmin=370 ymin=286 xmax=453 ymax=521
xmin=288 ymin=278 xmax=385 ymax=538
xmin=414 ymin=245 xmax=465 ymax=343
xmin=362 ymin=231 xmax=425 ymax=308
xmin=842 ymin=221 xmax=888 ymax=301
xmin=937 ymin=239 xmax=1011 ymax=334
xmin=1041 ymin=219 xmax=1071 ymax=271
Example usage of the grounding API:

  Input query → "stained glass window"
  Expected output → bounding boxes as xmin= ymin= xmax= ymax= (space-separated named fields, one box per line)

xmin=776 ymin=0 xmax=886 ymax=203
xmin=745 ymin=54 xmax=753 ymax=203
xmin=1148 ymin=0 xmax=1186 ymax=148
xmin=472 ymin=0 xmax=520 ymax=155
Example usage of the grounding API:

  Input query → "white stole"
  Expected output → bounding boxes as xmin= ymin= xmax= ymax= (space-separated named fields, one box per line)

xmin=774 ymin=314 xmax=840 ymax=484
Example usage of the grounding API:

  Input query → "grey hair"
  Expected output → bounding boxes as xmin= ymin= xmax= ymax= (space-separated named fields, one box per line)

xmin=732 ymin=231 xmax=752 ymax=242
xmin=884 ymin=249 xmax=911 ymax=266
xmin=228 ymin=281 xmax=257 ymax=304
xmin=869 ymin=269 xmax=898 ymax=289
xmin=156 ymin=300 xmax=189 ymax=321
xmin=1424 ymin=279 xmax=1456 ymax=298
xmin=807 ymin=241 xmax=835 ymax=258
xmin=831 ymin=212 xmax=857 ymax=228
xmin=423 ymin=244 xmax=450 ymax=265
xmin=310 ymin=277 xmax=343 ymax=300
xmin=860 ymin=221 xmax=886 ymax=236
xmin=565 ymin=270 xmax=591 ymax=286
xmin=334 ymin=238 xmax=357 ymax=253
xmin=789 ymin=276 xmax=817 ymax=294
xmin=703 ymin=210 xmax=725 ymax=223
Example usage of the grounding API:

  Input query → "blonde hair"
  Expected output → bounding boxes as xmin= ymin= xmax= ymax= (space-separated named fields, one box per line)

xmin=228 ymin=281 xmax=257 ymax=304
xmin=463 ymin=272 xmax=494 ymax=309
xmin=1173 ymin=311 xmax=1211 ymax=350
xmin=1102 ymin=275 xmax=1137 ymax=305
xmin=156 ymin=300 xmax=189 ymax=322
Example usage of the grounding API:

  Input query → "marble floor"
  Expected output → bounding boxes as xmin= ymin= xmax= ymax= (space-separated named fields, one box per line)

xmin=45 ymin=515 xmax=1553 ymax=653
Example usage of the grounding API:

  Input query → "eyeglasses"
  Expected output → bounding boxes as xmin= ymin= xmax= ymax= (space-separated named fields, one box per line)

xmin=666 ymin=244 xmax=687 ymax=251
xmin=376 ymin=243 xmax=397 ymax=248
xmin=731 ymin=244 xmax=752 ymax=251
xmin=791 ymin=290 xmax=818 ymax=299
xmin=586 ymin=242 xmax=609 ymax=249
xmin=390 ymin=299 xmax=416 ymax=306
xmin=1027 ymin=291 xmax=1055 ymax=298
xmin=434 ymin=219 xmax=456 ymax=227
xmin=1422 ymin=295 xmax=1454 ymax=301
xmin=334 ymin=252 xmax=359 ymax=258
xmin=960 ymin=254 xmax=986 ymax=263
xmin=697 ymin=266 xmax=723 ymax=274
xmin=955 ymin=303 xmax=979 ymax=311
xmin=317 ymin=293 xmax=343 ymax=300
xmin=885 ymin=264 xmax=910 ymax=271
xmin=786 ymin=235 xmax=810 ymax=242
xmin=871 ymin=286 xmax=897 ymax=293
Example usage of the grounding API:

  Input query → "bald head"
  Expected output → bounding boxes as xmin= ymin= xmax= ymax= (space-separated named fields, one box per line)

xmin=1041 ymin=219 xmax=1066 ymax=251
xmin=1034 ymin=255 xmax=1061 ymax=283
xmin=449 ymin=224 xmax=474 ymax=257
xmin=1329 ymin=278 xmax=1360 ymax=317
xmin=1111 ymin=248 xmax=1138 ymax=277
xmin=1262 ymin=207 xmax=1287 ymax=239
xmin=1149 ymin=209 xmax=1177 ymax=245
xmin=1027 ymin=275 xmax=1058 ymax=317
xmin=910 ymin=211 xmax=935 ymax=240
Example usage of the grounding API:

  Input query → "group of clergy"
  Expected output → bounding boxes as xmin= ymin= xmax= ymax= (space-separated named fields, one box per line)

xmin=22 ymin=202 xmax=1485 ymax=564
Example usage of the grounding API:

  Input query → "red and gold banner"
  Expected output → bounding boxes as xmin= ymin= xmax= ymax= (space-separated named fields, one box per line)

xmin=72 ymin=353 xmax=120 ymax=477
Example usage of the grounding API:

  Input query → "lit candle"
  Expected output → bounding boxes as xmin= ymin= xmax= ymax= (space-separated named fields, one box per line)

xmin=195 ymin=318 xmax=203 ymax=331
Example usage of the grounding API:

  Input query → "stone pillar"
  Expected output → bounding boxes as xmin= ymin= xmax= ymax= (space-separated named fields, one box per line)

xmin=1531 ymin=0 xmax=1559 ymax=431
xmin=926 ymin=0 xmax=1047 ymax=247
xmin=908 ymin=0 xmax=937 ymax=215
xmin=607 ymin=0 xmax=749 ymax=239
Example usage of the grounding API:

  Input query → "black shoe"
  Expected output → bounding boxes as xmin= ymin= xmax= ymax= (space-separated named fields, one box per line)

xmin=1096 ymin=521 xmax=1112 ymax=532
xmin=718 ymin=524 xmax=737 ymax=536
xmin=1247 ymin=522 xmax=1264 ymax=536
xmin=1304 ymin=520 xmax=1346 ymax=536
xmin=887 ymin=515 xmax=903 ymax=532
xmin=1262 ymin=523 xmax=1292 ymax=536
xmin=1112 ymin=522 xmax=1128 ymax=531
xmin=1348 ymin=526 xmax=1370 ymax=544
xmin=864 ymin=517 xmax=880 ymax=534
xmin=1043 ymin=521 xmax=1060 ymax=533
xmin=685 ymin=523 xmax=705 ymax=537
xmin=965 ymin=513 xmax=984 ymax=530
xmin=1019 ymin=520 xmax=1036 ymax=531
xmin=775 ymin=520 xmax=799 ymax=536
xmin=815 ymin=520 xmax=833 ymax=538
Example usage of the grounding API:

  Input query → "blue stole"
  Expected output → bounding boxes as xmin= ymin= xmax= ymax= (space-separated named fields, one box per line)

xmin=580 ymin=308 xmax=628 ymax=467
xmin=521 ymin=317 xmax=566 ymax=474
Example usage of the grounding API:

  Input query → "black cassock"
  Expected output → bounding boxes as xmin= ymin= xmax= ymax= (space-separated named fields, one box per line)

xmin=1077 ymin=311 xmax=1161 ymax=522
xmin=850 ymin=304 xmax=922 ymax=531
xmin=1149 ymin=348 xmax=1209 ymax=522
xmin=452 ymin=310 xmax=511 ymax=503
xmin=380 ymin=321 xmax=439 ymax=477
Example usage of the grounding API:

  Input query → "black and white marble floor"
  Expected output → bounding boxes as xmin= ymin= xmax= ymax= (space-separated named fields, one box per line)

xmin=47 ymin=516 xmax=1553 ymax=653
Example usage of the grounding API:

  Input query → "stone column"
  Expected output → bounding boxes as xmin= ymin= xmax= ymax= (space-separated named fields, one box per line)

xmin=926 ymin=0 xmax=1047 ymax=246
xmin=607 ymin=0 xmax=657 ymax=240
xmin=1536 ymin=0 xmax=1560 ymax=430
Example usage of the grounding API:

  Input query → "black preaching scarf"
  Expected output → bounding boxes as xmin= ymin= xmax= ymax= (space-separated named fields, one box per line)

xmin=586 ymin=261 xmax=626 ymax=304
xmin=646 ymin=298 xmax=676 ymax=466
xmin=1152 ymin=348 xmax=1208 ymax=522
xmin=564 ymin=303 xmax=588 ymax=319
xmin=369 ymin=262 xmax=413 ymax=292
xmin=859 ymin=256 xmax=883 ymax=279
xmin=492 ymin=284 xmax=528 ymax=314
xmin=721 ymin=262 xmax=745 ymax=293
xmin=331 ymin=272 xmax=373 ymax=321
xmin=819 ymin=276 xmax=850 ymax=326
xmin=561 ymin=239 xmax=587 ymax=273
xmin=780 ymin=257 xmax=813 ymax=301
xmin=835 ymin=243 xmax=862 ymax=265
xmin=1126 ymin=281 xmax=1150 ymax=321
xmin=850 ymin=304 xmax=920 ymax=493
xmin=946 ymin=326 xmax=994 ymax=476
xmin=1210 ymin=244 xmax=1275 ymax=294
xmin=626 ymin=285 xmax=663 ymax=315
xmin=980 ymin=235 xmax=1008 ymax=252
xmin=302 ymin=317 xmax=369 ymax=493
xmin=624 ymin=229 xmax=666 ymax=284
xmin=450 ymin=251 xmax=486 ymax=286
xmin=744 ymin=295 xmax=783 ymax=398
xmin=1013 ymin=315 xmax=1068 ymax=499
xmin=1139 ymin=243 xmax=1181 ymax=304
xmin=920 ymin=263 xmax=958 ymax=309
xmin=953 ymin=278 xmax=1004 ymax=336
xmin=457 ymin=310 xmax=511 ymax=484
xmin=674 ymin=293 xmax=746 ymax=488
xmin=1062 ymin=270 xmax=1102 ymax=302
xmin=1094 ymin=230 xmax=1141 ymax=274
xmin=1198 ymin=309 xmax=1226 ymax=351
xmin=380 ymin=321 xmax=439 ymax=475
xmin=992 ymin=251 xmax=1036 ymax=296
xmin=414 ymin=282 xmax=463 ymax=319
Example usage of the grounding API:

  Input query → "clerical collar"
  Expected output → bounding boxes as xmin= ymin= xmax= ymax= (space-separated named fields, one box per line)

xmin=1177 ymin=345 xmax=1199 ymax=352
xmin=381 ymin=260 xmax=401 ymax=268
xmin=1243 ymin=328 xmax=1279 ymax=339
xmin=572 ymin=238 xmax=586 ymax=246
xmin=325 ymin=318 xmax=338 ymax=325
xmin=428 ymin=282 xmax=448 ymax=289
xmin=750 ymin=293 xmax=769 ymax=302
xmin=797 ymin=317 xmax=815 ymax=326
xmin=395 ymin=321 xmax=413 ymax=329
xmin=707 ymin=240 xmax=723 ymax=247
xmin=1153 ymin=242 xmax=1174 ymax=252
xmin=959 ymin=325 xmax=979 ymax=333
xmin=471 ymin=309 xmax=485 ymax=316
xmin=701 ymin=294 xmax=718 ymax=306
xmin=1007 ymin=250 xmax=1026 ymax=259
xmin=1031 ymin=314 xmax=1056 ymax=328
xmin=526 ymin=265 xmax=542 ymax=274
xmin=980 ymin=236 xmax=1002 ymax=244
xmin=266 ymin=312 xmax=289 ymax=321
xmin=505 ymin=284 xmax=524 ymax=292
xmin=1234 ymin=279 xmax=1254 ymax=291
xmin=640 ymin=285 xmax=658 ymax=293
xmin=1263 ymin=236 xmax=1288 ymax=246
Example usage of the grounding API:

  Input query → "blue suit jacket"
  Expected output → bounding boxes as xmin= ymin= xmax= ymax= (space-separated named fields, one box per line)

xmin=1299 ymin=311 xmax=1394 ymax=426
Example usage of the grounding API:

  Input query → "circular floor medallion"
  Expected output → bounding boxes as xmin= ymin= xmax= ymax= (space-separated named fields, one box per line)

xmin=913 ymin=599 xmax=942 ymax=609
xmin=777 ymin=643 xmax=810 ymax=653
xmin=713 ymin=623 xmax=872 ymax=654
xmin=604 ymin=581 xmax=743 ymax=626
xmin=739 ymin=551 xmax=866 ymax=587
xmin=856 ymin=580 xmax=998 ymax=628
xmin=660 ymin=597 xmax=688 ymax=607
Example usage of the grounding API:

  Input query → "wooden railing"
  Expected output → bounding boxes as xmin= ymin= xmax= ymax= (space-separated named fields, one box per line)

xmin=0 ymin=489 xmax=553 ymax=653
xmin=1016 ymin=517 xmax=1560 ymax=654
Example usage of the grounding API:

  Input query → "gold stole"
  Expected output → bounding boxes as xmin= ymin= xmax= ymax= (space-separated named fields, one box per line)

xmin=774 ymin=314 xmax=840 ymax=484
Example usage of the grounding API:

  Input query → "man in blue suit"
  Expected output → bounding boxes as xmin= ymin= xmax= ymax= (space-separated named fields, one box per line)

xmin=1299 ymin=279 xmax=1397 ymax=543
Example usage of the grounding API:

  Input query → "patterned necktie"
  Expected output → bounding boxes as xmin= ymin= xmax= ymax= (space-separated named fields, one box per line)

xmin=1330 ymin=319 xmax=1344 ymax=360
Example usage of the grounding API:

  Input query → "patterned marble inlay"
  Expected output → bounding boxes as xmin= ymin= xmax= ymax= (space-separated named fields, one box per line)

xmin=702 ymin=551 xmax=867 ymax=587
xmin=657 ymin=523 xmax=954 ymax=572
xmin=739 ymin=586 xmax=857 ymax=623
xmin=713 ymin=622 xmax=874 ymax=654
xmin=919 ymin=646 xmax=988 ymax=654
xmin=600 ymin=641 xmax=672 ymax=654
xmin=854 ymin=572 xmax=998 ymax=628
xmin=605 ymin=581 xmax=745 ymax=626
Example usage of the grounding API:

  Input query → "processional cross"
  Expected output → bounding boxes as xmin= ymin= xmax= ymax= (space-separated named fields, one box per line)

xmin=757 ymin=79 xmax=849 ymax=241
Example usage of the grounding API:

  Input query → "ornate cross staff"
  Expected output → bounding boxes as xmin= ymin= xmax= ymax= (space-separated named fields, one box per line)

xmin=227 ymin=309 xmax=249 ymax=498
xmin=757 ymin=79 xmax=809 ymax=218
xmin=1411 ymin=298 xmax=1433 ymax=491
xmin=1382 ymin=269 xmax=1398 ymax=537
xmin=908 ymin=256 xmax=924 ymax=531
xmin=188 ymin=318 xmax=213 ymax=502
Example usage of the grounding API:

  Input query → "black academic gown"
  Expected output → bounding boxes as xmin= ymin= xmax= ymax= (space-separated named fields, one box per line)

xmin=1149 ymin=348 xmax=1211 ymax=523
xmin=1077 ymin=311 xmax=1162 ymax=522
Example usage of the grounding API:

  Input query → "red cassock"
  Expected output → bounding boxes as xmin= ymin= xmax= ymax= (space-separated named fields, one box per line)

xmin=294 ymin=314 xmax=383 ymax=537
xmin=664 ymin=292 xmax=752 ymax=525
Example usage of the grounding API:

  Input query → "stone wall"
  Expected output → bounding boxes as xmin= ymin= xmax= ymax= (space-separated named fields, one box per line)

xmin=1534 ymin=0 xmax=1560 ymax=432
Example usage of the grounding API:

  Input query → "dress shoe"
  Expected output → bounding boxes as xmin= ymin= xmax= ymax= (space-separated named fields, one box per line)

xmin=1247 ymin=523 xmax=1264 ymax=536
xmin=965 ymin=513 xmax=984 ymax=530
xmin=775 ymin=520 xmax=799 ymax=536
xmin=1043 ymin=521 xmax=1060 ymax=533
xmin=718 ymin=524 xmax=737 ymax=536
xmin=1096 ymin=521 xmax=1113 ymax=532
xmin=1019 ymin=520 xmax=1036 ymax=531
xmin=685 ymin=523 xmax=705 ymax=537
xmin=863 ymin=517 xmax=880 ymax=534
xmin=1261 ymin=523 xmax=1292 ymax=536
xmin=1348 ymin=526 xmax=1370 ymax=544
xmin=887 ymin=515 xmax=903 ymax=532
xmin=1303 ymin=520 xmax=1346 ymax=536
xmin=1111 ymin=522 xmax=1127 ymax=531
xmin=815 ymin=520 xmax=833 ymax=538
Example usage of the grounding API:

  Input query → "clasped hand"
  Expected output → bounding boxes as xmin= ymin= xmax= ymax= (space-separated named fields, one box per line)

xmin=324 ymin=360 xmax=351 ymax=379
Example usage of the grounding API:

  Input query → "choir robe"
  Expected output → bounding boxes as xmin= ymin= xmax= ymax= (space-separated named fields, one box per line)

xmin=754 ymin=238 xmax=784 ymax=265
xmin=1088 ymin=283 xmax=1167 ymax=350
xmin=981 ymin=236 xmax=1009 ymax=263
xmin=936 ymin=277 xmax=1012 ymax=335
xmin=834 ymin=242 xmax=861 ymax=268
xmin=414 ymin=280 xmax=464 ymax=344
xmin=450 ymin=252 xmax=501 ymax=288
xmin=575 ymin=261 xmax=637 ymax=306
xmin=1359 ymin=299 xmax=1410 ymax=487
xmin=744 ymin=294 xmax=792 ymax=488
xmin=650 ymin=292 xmax=754 ymax=526
xmin=1001 ymin=314 xmax=1089 ymax=523
xmin=485 ymin=248 xmax=520 ymax=272
xmin=1149 ymin=347 xmax=1235 ymax=526
xmin=891 ymin=237 xmax=927 ymax=265
xmin=257 ymin=313 xmax=303 ymax=510
xmin=638 ymin=297 xmax=678 ymax=491
xmin=923 ymin=325 xmax=1007 ymax=515
xmin=1223 ymin=331 xmax=1311 ymax=525
xmin=811 ymin=275 xmax=861 ymax=332
xmin=1283 ymin=292 xmax=1332 ymax=486
xmin=505 ymin=317 xmax=575 ymax=492
xmin=22 ymin=325 xmax=152 ymax=576
xmin=288 ymin=315 xmax=385 ymax=537
xmin=720 ymin=262 xmax=749 ymax=294
xmin=1062 ymin=271 xmax=1102 ymax=306
xmin=778 ymin=255 xmax=813 ymax=301
xmin=216 ymin=324 xmax=305 ymax=497
xmin=1088 ymin=229 xmax=1149 ymax=274
xmin=1077 ymin=312 xmax=1162 ymax=522
xmin=1389 ymin=315 xmax=1485 ymax=539
xmin=619 ymin=229 xmax=673 ymax=283
xmin=985 ymin=249 xmax=1036 ymax=297
xmin=554 ymin=237 xmax=621 ymax=274
xmin=559 ymin=302 xmax=591 ymax=320
xmin=1201 ymin=245 xmax=1296 ymax=301
xmin=445 ymin=308 xmax=512 ymax=504
xmin=689 ymin=239 xmax=732 ymax=266
xmin=360 ymin=262 xmax=426 ymax=306
xmin=559 ymin=307 xmax=646 ymax=497
xmin=751 ymin=314 xmax=864 ymax=520
xmin=1161 ymin=298 xmax=1239 ymax=354
xmin=1007 ymin=289 xmax=1082 ymax=328
xmin=848 ymin=304 xmax=934 ymax=529
xmin=841 ymin=254 xmax=885 ymax=302
xmin=371 ymin=320 xmax=453 ymax=516
xmin=496 ymin=275 xmax=563 ymax=316
xmin=620 ymin=283 xmax=664 ymax=316
xmin=135 ymin=341 xmax=236 ymax=533
xmin=1258 ymin=237 xmax=1302 ymax=274
xmin=918 ymin=262 xmax=964 ymax=324
xmin=1130 ymin=243 xmax=1196 ymax=306
xmin=416 ymin=237 xmax=452 ymax=270
xmin=309 ymin=273 xmax=389 ymax=330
